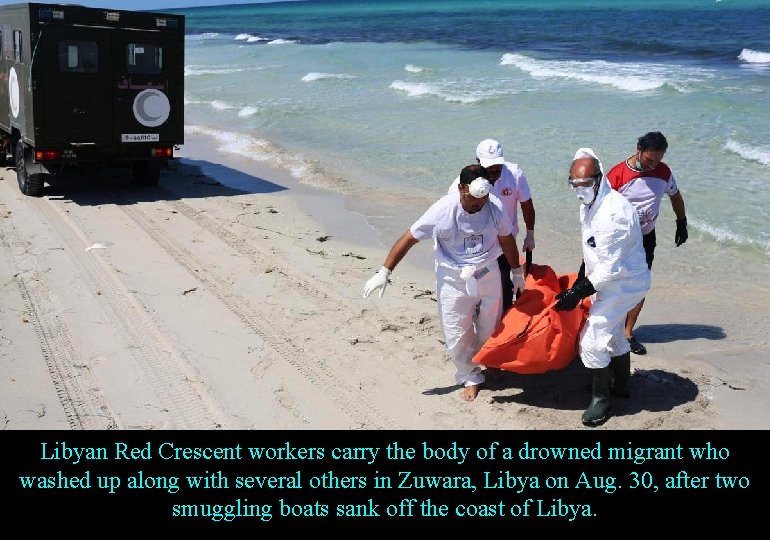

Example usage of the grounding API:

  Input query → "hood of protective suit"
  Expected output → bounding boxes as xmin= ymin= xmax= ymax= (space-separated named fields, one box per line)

xmin=574 ymin=147 xmax=611 ymax=211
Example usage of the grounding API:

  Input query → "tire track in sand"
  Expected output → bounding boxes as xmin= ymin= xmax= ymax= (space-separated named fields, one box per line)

xmin=0 ymin=199 xmax=116 ymax=429
xmin=26 ymin=194 xmax=228 ymax=430
xmin=117 ymin=199 xmax=396 ymax=429
xmin=162 ymin=197 xmax=474 ymax=428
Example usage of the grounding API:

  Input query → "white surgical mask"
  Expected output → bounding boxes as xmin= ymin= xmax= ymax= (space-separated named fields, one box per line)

xmin=574 ymin=185 xmax=596 ymax=205
xmin=469 ymin=177 xmax=492 ymax=198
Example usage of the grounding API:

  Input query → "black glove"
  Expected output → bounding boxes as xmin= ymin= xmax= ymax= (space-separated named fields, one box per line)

xmin=555 ymin=277 xmax=596 ymax=311
xmin=577 ymin=261 xmax=585 ymax=281
xmin=675 ymin=217 xmax=688 ymax=247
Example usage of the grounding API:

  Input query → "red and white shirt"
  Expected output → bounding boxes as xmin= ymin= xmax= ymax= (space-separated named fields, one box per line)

xmin=606 ymin=161 xmax=679 ymax=235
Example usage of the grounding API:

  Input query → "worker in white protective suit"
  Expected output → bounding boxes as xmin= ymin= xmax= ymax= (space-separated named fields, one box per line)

xmin=554 ymin=148 xmax=651 ymax=426
xmin=363 ymin=164 xmax=525 ymax=402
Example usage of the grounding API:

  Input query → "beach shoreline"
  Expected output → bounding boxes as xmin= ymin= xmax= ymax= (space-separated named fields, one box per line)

xmin=0 ymin=129 xmax=766 ymax=430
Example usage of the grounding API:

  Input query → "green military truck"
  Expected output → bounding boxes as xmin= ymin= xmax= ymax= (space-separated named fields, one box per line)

xmin=0 ymin=3 xmax=184 ymax=196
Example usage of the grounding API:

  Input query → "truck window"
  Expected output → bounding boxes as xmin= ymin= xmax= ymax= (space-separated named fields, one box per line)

xmin=13 ymin=30 xmax=22 ymax=62
xmin=58 ymin=41 xmax=99 ymax=73
xmin=126 ymin=43 xmax=162 ymax=75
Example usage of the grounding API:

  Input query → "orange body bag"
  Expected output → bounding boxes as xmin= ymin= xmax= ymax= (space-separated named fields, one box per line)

xmin=473 ymin=262 xmax=591 ymax=374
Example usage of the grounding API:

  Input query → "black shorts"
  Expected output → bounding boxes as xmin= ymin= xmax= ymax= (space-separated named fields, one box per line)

xmin=643 ymin=229 xmax=656 ymax=270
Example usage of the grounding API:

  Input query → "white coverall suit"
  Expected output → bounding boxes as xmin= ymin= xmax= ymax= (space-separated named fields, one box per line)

xmin=410 ymin=192 xmax=513 ymax=386
xmin=579 ymin=176 xmax=651 ymax=368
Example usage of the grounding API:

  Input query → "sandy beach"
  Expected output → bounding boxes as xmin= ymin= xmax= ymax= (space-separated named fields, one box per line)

xmin=1 ymin=130 xmax=767 ymax=431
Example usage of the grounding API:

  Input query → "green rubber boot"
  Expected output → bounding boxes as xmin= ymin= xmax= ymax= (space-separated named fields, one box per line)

xmin=610 ymin=352 xmax=631 ymax=398
xmin=582 ymin=366 xmax=611 ymax=426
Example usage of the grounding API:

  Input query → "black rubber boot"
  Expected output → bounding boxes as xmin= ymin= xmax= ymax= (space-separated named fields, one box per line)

xmin=610 ymin=352 xmax=631 ymax=398
xmin=582 ymin=366 xmax=611 ymax=426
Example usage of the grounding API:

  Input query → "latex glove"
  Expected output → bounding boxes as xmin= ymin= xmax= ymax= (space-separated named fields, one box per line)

xmin=675 ymin=217 xmax=688 ymax=247
xmin=522 ymin=229 xmax=535 ymax=252
xmin=555 ymin=277 xmax=596 ymax=311
xmin=510 ymin=266 xmax=526 ymax=299
xmin=363 ymin=267 xmax=391 ymax=299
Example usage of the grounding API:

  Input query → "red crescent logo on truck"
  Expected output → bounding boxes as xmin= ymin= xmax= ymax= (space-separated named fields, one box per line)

xmin=132 ymin=89 xmax=170 ymax=127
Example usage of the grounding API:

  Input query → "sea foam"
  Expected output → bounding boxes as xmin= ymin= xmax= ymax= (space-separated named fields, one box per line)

xmin=210 ymin=100 xmax=238 ymax=111
xmin=724 ymin=139 xmax=770 ymax=167
xmin=185 ymin=66 xmax=250 ymax=76
xmin=500 ymin=53 xmax=671 ymax=92
xmin=235 ymin=33 xmax=267 ymax=42
xmin=184 ymin=125 xmax=350 ymax=193
xmin=738 ymin=49 xmax=770 ymax=63
xmin=301 ymin=72 xmax=356 ymax=82
xmin=389 ymin=80 xmax=488 ymax=104
xmin=238 ymin=107 xmax=258 ymax=117
xmin=690 ymin=217 xmax=770 ymax=255
xmin=187 ymin=33 xmax=220 ymax=41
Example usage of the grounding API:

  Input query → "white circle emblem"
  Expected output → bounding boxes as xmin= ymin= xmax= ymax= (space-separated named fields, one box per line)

xmin=132 ymin=89 xmax=170 ymax=127
xmin=9 ymin=67 xmax=20 ymax=118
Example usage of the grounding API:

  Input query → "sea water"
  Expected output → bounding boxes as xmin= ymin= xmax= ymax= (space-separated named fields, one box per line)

xmin=178 ymin=0 xmax=769 ymax=255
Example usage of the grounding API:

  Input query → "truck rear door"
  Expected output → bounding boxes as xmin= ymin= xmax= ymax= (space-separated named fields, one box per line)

xmin=111 ymin=29 xmax=181 ymax=146
xmin=36 ymin=26 xmax=112 ymax=148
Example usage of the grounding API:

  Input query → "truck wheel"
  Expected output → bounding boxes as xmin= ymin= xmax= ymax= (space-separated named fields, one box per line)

xmin=131 ymin=161 xmax=161 ymax=186
xmin=15 ymin=141 xmax=44 ymax=197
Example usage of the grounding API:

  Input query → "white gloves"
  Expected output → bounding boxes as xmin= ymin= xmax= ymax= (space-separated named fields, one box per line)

xmin=510 ymin=266 xmax=526 ymax=298
xmin=363 ymin=266 xmax=391 ymax=299
xmin=522 ymin=229 xmax=535 ymax=252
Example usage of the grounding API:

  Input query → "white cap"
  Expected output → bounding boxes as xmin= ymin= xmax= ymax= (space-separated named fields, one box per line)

xmin=468 ymin=177 xmax=492 ymax=198
xmin=476 ymin=139 xmax=505 ymax=167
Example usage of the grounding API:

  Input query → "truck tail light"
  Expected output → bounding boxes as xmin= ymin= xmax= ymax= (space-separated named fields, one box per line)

xmin=151 ymin=146 xmax=173 ymax=158
xmin=35 ymin=150 xmax=61 ymax=161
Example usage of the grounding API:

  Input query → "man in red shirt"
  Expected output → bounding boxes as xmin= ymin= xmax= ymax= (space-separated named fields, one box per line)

xmin=606 ymin=132 xmax=688 ymax=356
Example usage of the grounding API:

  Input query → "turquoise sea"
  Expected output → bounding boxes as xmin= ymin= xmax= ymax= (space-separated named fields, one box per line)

xmin=176 ymin=0 xmax=769 ymax=258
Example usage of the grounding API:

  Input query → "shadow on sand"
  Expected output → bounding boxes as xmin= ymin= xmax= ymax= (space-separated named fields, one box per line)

xmin=21 ymin=157 xmax=287 ymax=206
xmin=422 ymin=322 xmax=725 ymax=416
xmin=425 ymin=353 xmax=701 ymax=418
xmin=633 ymin=323 xmax=726 ymax=344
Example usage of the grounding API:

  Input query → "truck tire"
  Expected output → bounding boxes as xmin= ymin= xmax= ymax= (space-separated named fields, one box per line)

xmin=131 ymin=161 xmax=161 ymax=186
xmin=15 ymin=141 xmax=44 ymax=197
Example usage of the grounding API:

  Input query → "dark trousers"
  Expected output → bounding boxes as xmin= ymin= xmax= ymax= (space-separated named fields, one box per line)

xmin=497 ymin=254 xmax=514 ymax=312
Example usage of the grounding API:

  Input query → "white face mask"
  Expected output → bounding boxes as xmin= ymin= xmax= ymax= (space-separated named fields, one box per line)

xmin=468 ymin=177 xmax=492 ymax=198
xmin=574 ymin=185 xmax=596 ymax=205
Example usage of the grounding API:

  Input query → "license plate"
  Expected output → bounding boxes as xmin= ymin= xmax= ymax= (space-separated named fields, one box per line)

xmin=122 ymin=133 xmax=159 ymax=142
